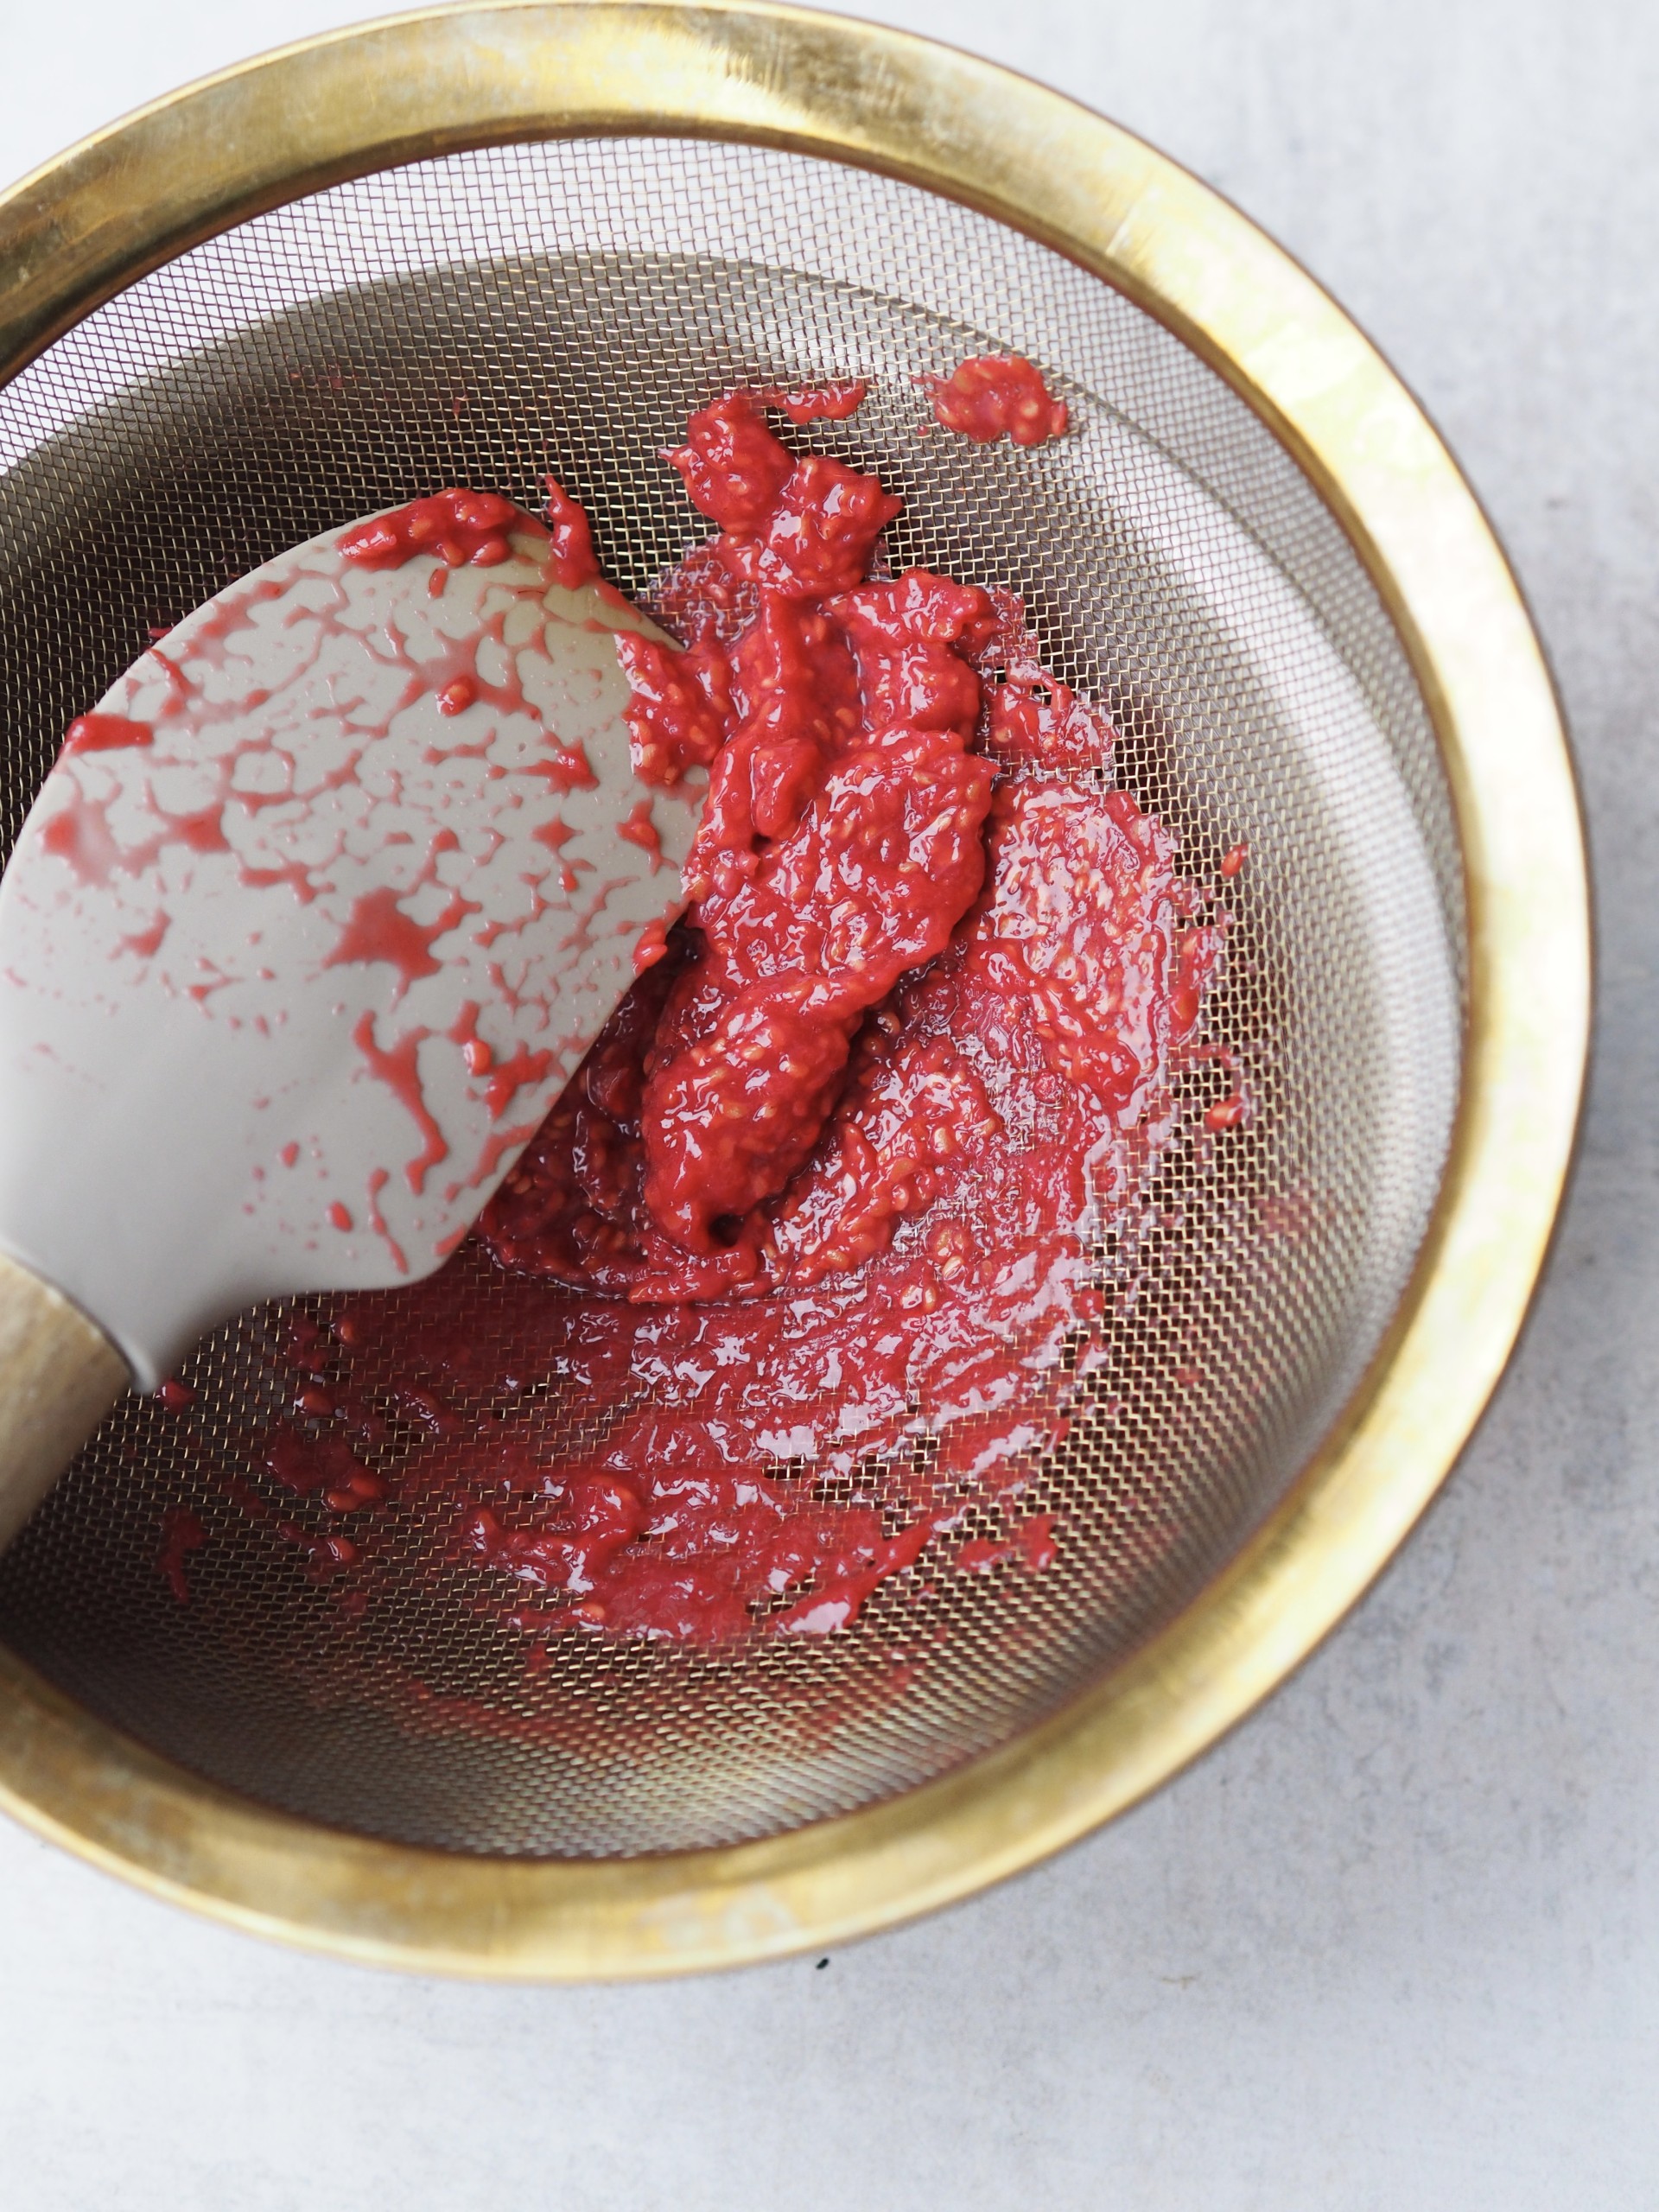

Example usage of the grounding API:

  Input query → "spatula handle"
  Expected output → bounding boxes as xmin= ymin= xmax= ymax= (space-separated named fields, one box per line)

xmin=0 ymin=1253 xmax=128 ymax=1549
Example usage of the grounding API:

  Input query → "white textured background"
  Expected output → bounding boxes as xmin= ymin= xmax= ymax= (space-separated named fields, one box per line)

xmin=1 ymin=3 xmax=1654 ymax=2205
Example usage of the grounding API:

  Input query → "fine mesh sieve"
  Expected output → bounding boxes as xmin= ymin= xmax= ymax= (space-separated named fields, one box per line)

xmin=0 ymin=134 xmax=1462 ymax=1855
xmin=0 ymin=4 xmax=1586 ymax=1970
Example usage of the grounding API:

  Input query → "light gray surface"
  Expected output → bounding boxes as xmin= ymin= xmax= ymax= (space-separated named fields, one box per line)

xmin=0 ymin=1 xmax=1653 ymax=2204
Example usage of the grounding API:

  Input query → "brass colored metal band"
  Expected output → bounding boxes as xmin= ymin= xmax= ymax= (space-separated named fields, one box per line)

xmin=0 ymin=0 xmax=1590 ymax=1976
xmin=0 ymin=1255 xmax=128 ymax=1550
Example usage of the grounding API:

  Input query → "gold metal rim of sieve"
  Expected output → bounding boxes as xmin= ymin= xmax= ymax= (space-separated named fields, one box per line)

xmin=0 ymin=0 xmax=1589 ymax=1979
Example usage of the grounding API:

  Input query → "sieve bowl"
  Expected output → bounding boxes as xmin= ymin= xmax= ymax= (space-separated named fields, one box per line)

xmin=0 ymin=1 xmax=1587 ymax=1976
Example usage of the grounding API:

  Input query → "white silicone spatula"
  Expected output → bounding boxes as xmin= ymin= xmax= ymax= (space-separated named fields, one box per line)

xmin=0 ymin=493 xmax=702 ymax=1545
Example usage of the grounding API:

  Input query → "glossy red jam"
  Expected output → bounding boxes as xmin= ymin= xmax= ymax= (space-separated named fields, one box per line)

xmin=921 ymin=354 xmax=1069 ymax=447
xmin=744 ymin=379 xmax=868 ymax=423
xmin=60 ymin=713 xmax=153 ymax=759
xmin=541 ymin=476 xmax=601 ymax=589
xmin=664 ymin=391 xmax=902 ymax=597
xmin=339 ymin=487 xmax=543 ymax=573
xmin=227 ymin=384 xmax=1224 ymax=1652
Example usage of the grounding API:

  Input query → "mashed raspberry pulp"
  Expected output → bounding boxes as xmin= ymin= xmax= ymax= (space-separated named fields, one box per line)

xmin=920 ymin=355 xmax=1069 ymax=447
xmin=232 ymin=383 xmax=1225 ymax=1651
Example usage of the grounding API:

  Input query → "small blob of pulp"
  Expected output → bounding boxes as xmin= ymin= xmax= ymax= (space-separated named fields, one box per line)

xmin=919 ymin=355 xmax=1069 ymax=447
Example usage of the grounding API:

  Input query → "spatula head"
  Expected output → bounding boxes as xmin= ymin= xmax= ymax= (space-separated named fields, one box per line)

xmin=0 ymin=505 xmax=698 ymax=1387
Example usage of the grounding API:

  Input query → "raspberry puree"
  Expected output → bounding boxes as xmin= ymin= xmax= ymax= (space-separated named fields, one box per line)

xmin=60 ymin=713 xmax=154 ymax=757
xmin=921 ymin=355 xmax=1069 ymax=446
xmin=232 ymin=382 xmax=1225 ymax=1650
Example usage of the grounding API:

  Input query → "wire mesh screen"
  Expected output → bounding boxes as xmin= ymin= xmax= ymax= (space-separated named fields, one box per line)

xmin=0 ymin=138 xmax=1463 ymax=1855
